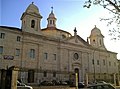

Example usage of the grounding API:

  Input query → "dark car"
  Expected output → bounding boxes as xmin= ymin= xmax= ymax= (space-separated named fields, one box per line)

xmin=87 ymin=83 xmax=115 ymax=89
xmin=78 ymin=82 xmax=85 ymax=88
xmin=40 ymin=81 xmax=54 ymax=86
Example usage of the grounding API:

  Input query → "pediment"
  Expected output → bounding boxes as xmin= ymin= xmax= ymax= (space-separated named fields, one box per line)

xmin=65 ymin=35 xmax=90 ymax=47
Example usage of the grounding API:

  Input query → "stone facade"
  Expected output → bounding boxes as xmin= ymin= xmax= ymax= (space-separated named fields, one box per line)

xmin=0 ymin=3 xmax=119 ymax=84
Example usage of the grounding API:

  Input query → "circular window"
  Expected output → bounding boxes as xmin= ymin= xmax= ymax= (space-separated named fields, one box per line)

xmin=74 ymin=53 xmax=79 ymax=60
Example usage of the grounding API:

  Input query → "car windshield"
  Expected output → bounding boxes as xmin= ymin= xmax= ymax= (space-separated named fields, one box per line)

xmin=103 ymin=85 xmax=115 ymax=89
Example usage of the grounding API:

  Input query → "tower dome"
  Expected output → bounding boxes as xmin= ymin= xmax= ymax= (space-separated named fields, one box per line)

xmin=48 ymin=10 xmax=56 ymax=19
xmin=90 ymin=25 xmax=103 ymax=37
xmin=26 ymin=2 xmax=39 ymax=14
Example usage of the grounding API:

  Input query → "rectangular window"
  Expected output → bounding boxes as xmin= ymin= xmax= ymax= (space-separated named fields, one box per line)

xmin=16 ymin=49 xmax=20 ymax=56
xmin=50 ymin=20 xmax=52 ymax=24
xmin=43 ymin=71 xmax=47 ymax=77
xmin=28 ymin=70 xmax=34 ymax=83
xmin=114 ymin=62 xmax=116 ymax=66
xmin=53 ymin=54 xmax=56 ymax=60
xmin=103 ymin=60 xmax=105 ymax=65
xmin=53 ymin=72 xmax=56 ymax=77
xmin=44 ymin=53 xmax=48 ymax=60
xmin=92 ymin=59 xmax=94 ymax=65
xmin=30 ymin=49 xmax=35 ymax=59
xmin=0 ymin=33 xmax=5 ymax=39
xmin=0 ymin=46 xmax=3 ymax=54
xmin=109 ymin=61 xmax=111 ymax=66
xmin=17 ymin=36 xmax=21 ymax=42
xmin=97 ymin=60 xmax=99 ymax=65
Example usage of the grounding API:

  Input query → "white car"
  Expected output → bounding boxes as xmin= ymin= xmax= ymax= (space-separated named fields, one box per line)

xmin=17 ymin=81 xmax=33 ymax=89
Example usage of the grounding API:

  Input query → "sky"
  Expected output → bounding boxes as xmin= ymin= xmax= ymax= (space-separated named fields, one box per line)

xmin=0 ymin=0 xmax=120 ymax=59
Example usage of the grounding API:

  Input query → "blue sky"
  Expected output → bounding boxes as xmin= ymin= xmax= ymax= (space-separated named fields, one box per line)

xmin=1 ymin=0 xmax=120 ymax=59
xmin=1 ymin=0 xmax=93 ymax=28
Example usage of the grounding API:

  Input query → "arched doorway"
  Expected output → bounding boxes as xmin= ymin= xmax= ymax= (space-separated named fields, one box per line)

xmin=75 ymin=68 xmax=79 ymax=82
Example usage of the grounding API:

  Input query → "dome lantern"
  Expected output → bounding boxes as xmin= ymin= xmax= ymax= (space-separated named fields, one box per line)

xmin=47 ymin=7 xmax=57 ymax=28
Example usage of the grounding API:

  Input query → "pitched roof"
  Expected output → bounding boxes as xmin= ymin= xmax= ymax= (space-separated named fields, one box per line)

xmin=0 ymin=26 xmax=22 ymax=31
xmin=42 ymin=27 xmax=72 ymax=36
xmin=65 ymin=35 xmax=90 ymax=46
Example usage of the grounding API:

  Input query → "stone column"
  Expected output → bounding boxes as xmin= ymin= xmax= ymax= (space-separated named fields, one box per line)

xmin=9 ymin=66 xmax=19 ymax=89
xmin=75 ymin=73 xmax=78 ymax=89
xmin=113 ymin=73 xmax=116 ymax=87
xmin=85 ymin=73 xmax=88 ymax=86
xmin=1 ymin=69 xmax=7 ymax=89
xmin=117 ymin=73 xmax=120 ymax=86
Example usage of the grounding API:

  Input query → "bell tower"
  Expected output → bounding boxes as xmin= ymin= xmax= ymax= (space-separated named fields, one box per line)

xmin=89 ymin=25 xmax=106 ymax=50
xmin=21 ymin=2 xmax=42 ymax=34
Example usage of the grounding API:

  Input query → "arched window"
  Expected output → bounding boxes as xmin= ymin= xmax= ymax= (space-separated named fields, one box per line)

xmin=50 ymin=20 xmax=52 ymax=24
xmin=93 ymin=39 xmax=95 ymax=42
xmin=31 ymin=20 xmax=35 ymax=28
xmin=53 ymin=20 xmax=55 ymax=24
xmin=62 ymin=34 xmax=66 ymax=38
xmin=100 ymin=39 xmax=102 ymax=45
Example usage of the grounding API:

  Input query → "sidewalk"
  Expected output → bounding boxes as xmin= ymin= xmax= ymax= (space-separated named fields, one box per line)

xmin=116 ymin=86 xmax=120 ymax=89
xmin=33 ymin=86 xmax=76 ymax=89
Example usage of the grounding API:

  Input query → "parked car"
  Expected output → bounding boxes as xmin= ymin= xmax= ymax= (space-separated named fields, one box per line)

xmin=52 ymin=80 xmax=61 ymax=85
xmin=40 ymin=81 xmax=54 ymax=86
xmin=60 ymin=81 xmax=68 ymax=85
xmin=17 ymin=81 xmax=33 ymax=89
xmin=96 ymin=81 xmax=107 ymax=84
xmin=78 ymin=82 xmax=85 ymax=88
xmin=86 ymin=83 xmax=115 ymax=89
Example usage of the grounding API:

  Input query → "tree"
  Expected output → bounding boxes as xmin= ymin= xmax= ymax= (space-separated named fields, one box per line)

xmin=84 ymin=0 xmax=120 ymax=40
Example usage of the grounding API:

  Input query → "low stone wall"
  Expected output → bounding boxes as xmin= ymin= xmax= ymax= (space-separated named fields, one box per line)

xmin=33 ymin=86 xmax=76 ymax=89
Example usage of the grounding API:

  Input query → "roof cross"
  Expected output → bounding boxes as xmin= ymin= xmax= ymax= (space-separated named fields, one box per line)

xmin=51 ymin=6 xmax=53 ymax=13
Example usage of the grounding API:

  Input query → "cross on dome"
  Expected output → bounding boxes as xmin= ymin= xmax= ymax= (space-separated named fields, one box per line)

xmin=51 ymin=6 xmax=54 ymax=13
xmin=32 ymin=2 xmax=34 ymax=4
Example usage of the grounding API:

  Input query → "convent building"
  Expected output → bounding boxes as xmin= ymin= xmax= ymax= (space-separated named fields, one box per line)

xmin=0 ymin=2 xmax=119 ymax=84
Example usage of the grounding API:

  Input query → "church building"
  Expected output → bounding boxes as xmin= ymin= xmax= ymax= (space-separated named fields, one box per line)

xmin=0 ymin=2 xmax=119 ymax=84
